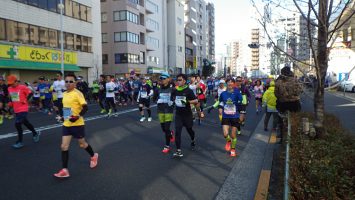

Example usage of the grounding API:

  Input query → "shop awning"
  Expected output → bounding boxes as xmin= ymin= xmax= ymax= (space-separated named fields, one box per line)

xmin=0 ymin=59 xmax=81 ymax=72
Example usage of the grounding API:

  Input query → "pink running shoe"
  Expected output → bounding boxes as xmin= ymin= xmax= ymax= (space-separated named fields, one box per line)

xmin=162 ymin=146 xmax=171 ymax=154
xmin=90 ymin=153 xmax=99 ymax=168
xmin=54 ymin=168 xmax=70 ymax=178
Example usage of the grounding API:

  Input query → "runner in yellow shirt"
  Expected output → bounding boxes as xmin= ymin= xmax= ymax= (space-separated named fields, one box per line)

xmin=54 ymin=73 xmax=99 ymax=178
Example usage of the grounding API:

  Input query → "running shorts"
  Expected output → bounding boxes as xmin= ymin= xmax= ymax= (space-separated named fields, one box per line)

xmin=221 ymin=118 xmax=240 ymax=127
xmin=62 ymin=125 xmax=85 ymax=139
xmin=139 ymin=98 xmax=150 ymax=107
xmin=158 ymin=113 xmax=173 ymax=123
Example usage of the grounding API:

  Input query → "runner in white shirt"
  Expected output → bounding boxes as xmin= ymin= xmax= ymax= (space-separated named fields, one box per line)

xmin=105 ymin=75 xmax=117 ymax=117
xmin=53 ymin=72 xmax=66 ymax=122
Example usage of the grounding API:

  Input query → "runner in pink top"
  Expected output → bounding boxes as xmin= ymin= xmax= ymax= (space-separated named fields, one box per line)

xmin=7 ymin=75 xmax=40 ymax=149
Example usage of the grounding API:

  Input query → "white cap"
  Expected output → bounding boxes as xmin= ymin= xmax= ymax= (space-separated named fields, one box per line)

xmin=219 ymin=80 xmax=225 ymax=84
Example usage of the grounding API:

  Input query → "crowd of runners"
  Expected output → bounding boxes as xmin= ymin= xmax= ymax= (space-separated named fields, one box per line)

xmin=0 ymin=71 xmax=284 ymax=178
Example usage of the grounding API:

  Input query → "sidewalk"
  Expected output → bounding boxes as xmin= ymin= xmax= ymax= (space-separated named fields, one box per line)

xmin=216 ymin=115 xmax=276 ymax=200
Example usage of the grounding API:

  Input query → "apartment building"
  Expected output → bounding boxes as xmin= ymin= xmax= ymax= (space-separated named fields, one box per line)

xmin=0 ymin=0 xmax=102 ymax=84
xmin=230 ymin=41 xmax=239 ymax=76
xmin=167 ymin=0 xmax=185 ymax=74
xmin=250 ymin=28 xmax=260 ymax=71
xmin=206 ymin=2 xmax=215 ymax=61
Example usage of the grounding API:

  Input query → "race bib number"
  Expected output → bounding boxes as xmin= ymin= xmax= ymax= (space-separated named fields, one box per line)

xmin=63 ymin=107 xmax=72 ymax=120
xmin=44 ymin=87 xmax=49 ymax=93
xmin=175 ymin=96 xmax=186 ymax=107
xmin=157 ymin=93 xmax=171 ymax=104
xmin=224 ymin=103 xmax=236 ymax=115
xmin=10 ymin=92 xmax=20 ymax=102
xmin=39 ymin=89 xmax=45 ymax=93
xmin=140 ymin=91 xmax=148 ymax=98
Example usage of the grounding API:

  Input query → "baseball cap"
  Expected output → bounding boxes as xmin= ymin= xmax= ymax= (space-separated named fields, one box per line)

xmin=144 ymin=77 xmax=150 ymax=80
xmin=39 ymin=76 xmax=45 ymax=80
xmin=7 ymin=75 xmax=18 ymax=85
xmin=160 ymin=72 xmax=170 ymax=79
xmin=219 ymin=80 xmax=225 ymax=84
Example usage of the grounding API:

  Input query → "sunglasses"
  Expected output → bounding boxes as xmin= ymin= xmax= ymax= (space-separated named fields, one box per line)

xmin=177 ymin=79 xmax=183 ymax=82
xmin=65 ymin=80 xmax=75 ymax=83
xmin=160 ymin=77 xmax=167 ymax=80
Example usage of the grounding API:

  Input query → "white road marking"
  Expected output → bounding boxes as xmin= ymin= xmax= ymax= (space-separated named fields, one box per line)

xmin=0 ymin=105 xmax=156 ymax=140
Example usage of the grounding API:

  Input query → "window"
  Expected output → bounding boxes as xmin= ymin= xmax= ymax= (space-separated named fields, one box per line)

xmin=28 ymin=0 xmax=39 ymax=7
xmin=185 ymin=48 xmax=193 ymax=55
xmin=140 ymin=51 xmax=145 ymax=64
xmin=114 ymin=32 xmax=139 ymax=43
xmin=178 ymin=46 xmax=183 ymax=52
xmin=17 ymin=22 xmax=30 ymax=44
xmin=39 ymin=27 xmax=49 ymax=46
xmin=6 ymin=20 xmax=17 ymax=42
xmin=74 ymin=35 xmax=82 ymax=50
xmin=48 ymin=28 xmax=58 ymax=47
xmin=102 ymin=33 xmax=108 ymax=43
xmin=177 ymin=17 xmax=182 ymax=25
xmin=100 ymin=0 xmax=106 ymax=2
xmin=65 ymin=33 xmax=74 ymax=49
xmin=114 ymin=11 xmax=138 ymax=24
xmin=87 ymin=7 xmax=92 ymax=22
xmin=80 ymin=4 xmax=87 ymax=21
xmin=81 ymin=36 xmax=88 ymax=52
xmin=115 ymin=53 xmax=128 ymax=64
xmin=88 ymin=38 xmax=92 ymax=52
xmin=140 ymin=32 xmax=145 ymax=44
xmin=65 ymin=0 xmax=73 ymax=17
xmin=38 ymin=0 xmax=48 ymax=9
xmin=48 ymin=0 xmax=57 ymax=12
xmin=102 ymin=54 xmax=108 ymax=64
xmin=72 ymin=2 xmax=80 ymax=19
xmin=29 ymin=25 xmax=39 ymax=44
xmin=0 ymin=19 xmax=5 ymax=40
xmin=101 ymin=12 xmax=108 ymax=22
xmin=139 ymin=13 xmax=144 ymax=25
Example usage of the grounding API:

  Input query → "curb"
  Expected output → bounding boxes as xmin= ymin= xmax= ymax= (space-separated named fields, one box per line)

xmin=254 ymin=132 xmax=277 ymax=200
xmin=327 ymin=91 xmax=355 ymax=101
xmin=216 ymin=115 xmax=273 ymax=200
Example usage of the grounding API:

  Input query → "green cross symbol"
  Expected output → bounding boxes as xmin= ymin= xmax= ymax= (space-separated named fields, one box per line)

xmin=7 ymin=47 xmax=17 ymax=59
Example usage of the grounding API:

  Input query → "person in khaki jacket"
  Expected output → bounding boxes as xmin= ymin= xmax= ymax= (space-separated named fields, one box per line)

xmin=275 ymin=66 xmax=303 ymax=113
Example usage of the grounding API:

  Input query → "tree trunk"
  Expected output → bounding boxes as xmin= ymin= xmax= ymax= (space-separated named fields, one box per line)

xmin=314 ymin=0 xmax=329 ymax=137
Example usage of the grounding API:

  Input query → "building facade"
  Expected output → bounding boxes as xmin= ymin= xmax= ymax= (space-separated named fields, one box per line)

xmin=250 ymin=28 xmax=260 ymax=71
xmin=0 ymin=0 xmax=102 ymax=84
xmin=206 ymin=2 xmax=215 ymax=62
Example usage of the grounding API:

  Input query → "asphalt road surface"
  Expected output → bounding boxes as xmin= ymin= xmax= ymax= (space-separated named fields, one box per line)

xmin=0 ymin=97 xmax=264 ymax=200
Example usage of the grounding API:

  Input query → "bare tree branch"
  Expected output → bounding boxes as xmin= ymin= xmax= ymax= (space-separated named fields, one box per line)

xmin=327 ymin=0 xmax=334 ymax=23
xmin=292 ymin=0 xmax=320 ymax=27
xmin=307 ymin=0 xmax=319 ymax=73
xmin=327 ymin=0 xmax=354 ymax=42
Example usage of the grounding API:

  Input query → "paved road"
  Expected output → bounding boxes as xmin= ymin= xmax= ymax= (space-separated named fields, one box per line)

xmin=0 ymin=97 xmax=264 ymax=200
xmin=302 ymin=91 xmax=355 ymax=134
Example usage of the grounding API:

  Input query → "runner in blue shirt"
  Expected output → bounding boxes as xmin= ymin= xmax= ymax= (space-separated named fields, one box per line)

xmin=218 ymin=78 xmax=243 ymax=157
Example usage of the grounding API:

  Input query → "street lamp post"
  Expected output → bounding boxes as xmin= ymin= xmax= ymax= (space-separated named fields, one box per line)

xmin=58 ymin=1 xmax=64 ymax=75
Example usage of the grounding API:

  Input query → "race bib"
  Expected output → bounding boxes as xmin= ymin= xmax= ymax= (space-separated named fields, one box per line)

xmin=141 ymin=91 xmax=148 ymax=98
xmin=39 ymin=88 xmax=45 ymax=93
xmin=175 ymin=96 xmax=186 ymax=107
xmin=157 ymin=93 xmax=171 ymax=104
xmin=44 ymin=87 xmax=49 ymax=93
xmin=63 ymin=107 xmax=72 ymax=120
xmin=10 ymin=92 xmax=20 ymax=102
xmin=224 ymin=103 xmax=236 ymax=115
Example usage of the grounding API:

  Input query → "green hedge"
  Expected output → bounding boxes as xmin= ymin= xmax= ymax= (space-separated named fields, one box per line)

xmin=289 ymin=112 xmax=355 ymax=200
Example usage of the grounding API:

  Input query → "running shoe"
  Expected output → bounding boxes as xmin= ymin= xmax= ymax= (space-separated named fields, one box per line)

xmin=170 ymin=131 xmax=175 ymax=143
xmin=162 ymin=146 xmax=171 ymax=154
xmin=100 ymin=109 xmax=106 ymax=114
xmin=33 ymin=132 xmax=41 ymax=143
xmin=237 ymin=130 xmax=241 ymax=135
xmin=191 ymin=141 xmax=196 ymax=151
xmin=147 ymin=117 xmax=152 ymax=122
xmin=264 ymin=128 xmax=268 ymax=132
xmin=230 ymin=149 xmax=237 ymax=157
xmin=0 ymin=115 xmax=3 ymax=125
xmin=225 ymin=141 xmax=231 ymax=151
xmin=54 ymin=168 xmax=70 ymax=178
xmin=173 ymin=150 xmax=183 ymax=158
xmin=12 ymin=142 xmax=24 ymax=149
xmin=6 ymin=114 xmax=14 ymax=119
xmin=90 ymin=153 xmax=99 ymax=168
xmin=140 ymin=117 xmax=146 ymax=122
xmin=108 ymin=109 xmax=112 ymax=115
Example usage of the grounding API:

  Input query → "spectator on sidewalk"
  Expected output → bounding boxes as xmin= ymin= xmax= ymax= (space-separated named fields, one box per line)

xmin=262 ymin=80 xmax=279 ymax=132
xmin=275 ymin=66 xmax=303 ymax=113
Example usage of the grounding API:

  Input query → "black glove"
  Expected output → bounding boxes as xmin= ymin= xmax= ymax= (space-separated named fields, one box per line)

xmin=69 ymin=115 xmax=80 ymax=122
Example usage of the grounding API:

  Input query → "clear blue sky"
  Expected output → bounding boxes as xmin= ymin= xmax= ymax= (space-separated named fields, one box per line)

xmin=208 ymin=0 xmax=257 ymax=57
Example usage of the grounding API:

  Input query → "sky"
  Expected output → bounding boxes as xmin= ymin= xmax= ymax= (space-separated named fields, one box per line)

xmin=208 ymin=0 xmax=258 ymax=57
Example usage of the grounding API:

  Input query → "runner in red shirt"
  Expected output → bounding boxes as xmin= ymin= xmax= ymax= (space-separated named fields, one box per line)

xmin=196 ymin=75 xmax=206 ymax=118
xmin=7 ymin=75 xmax=40 ymax=149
